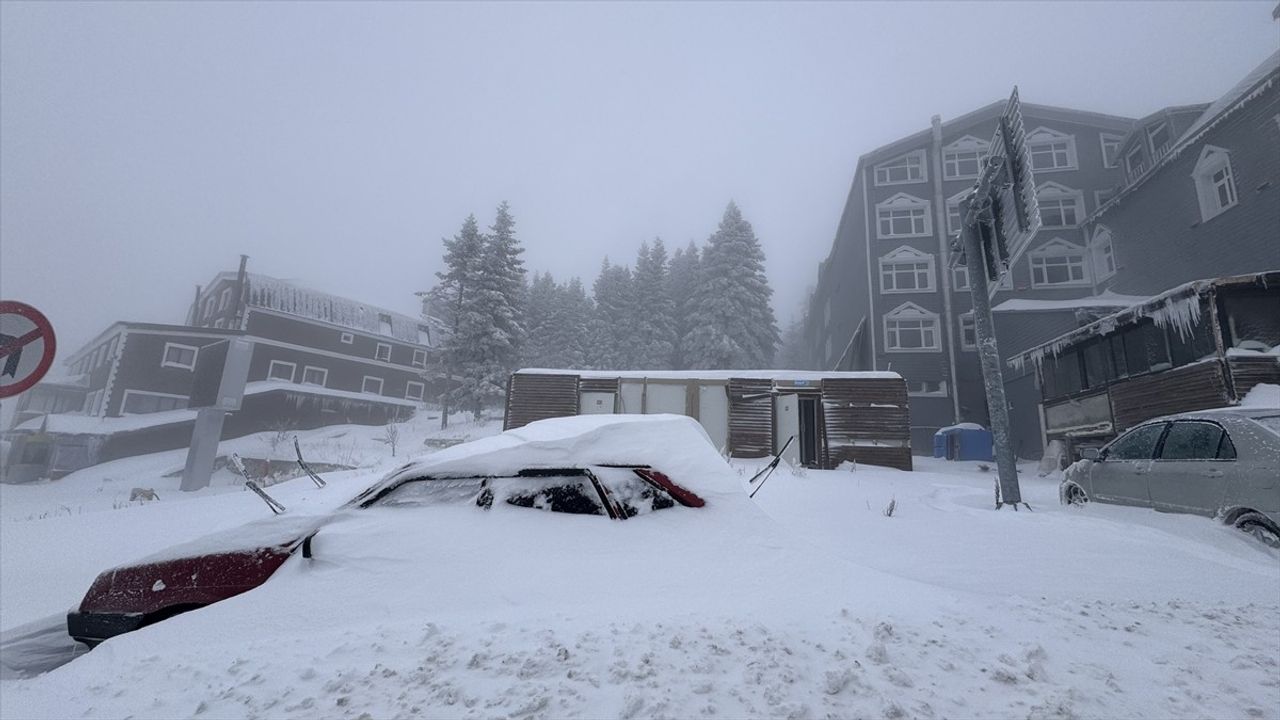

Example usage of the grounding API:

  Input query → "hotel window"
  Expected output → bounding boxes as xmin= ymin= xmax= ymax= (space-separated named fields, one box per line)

xmin=161 ymin=343 xmax=198 ymax=370
xmin=1029 ymin=240 xmax=1090 ymax=287
xmin=301 ymin=366 xmax=328 ymax=387
xmin=375 ymin=342 xmax=392 ymax=362
xmin=121 ymin=390 xmax=188 ymax=415
xmin=879 ymin=247 xmax=936 ymax=293
xmin=876 ymin=194 xmax=931 ymax=239
xmin=267 ymin=360 xmax=296 ymax=382
xmin=405 ymin=381 xmax=425 ymax=401
xmin=362 ymin=376 xmax=384 ymax=395
xmin=412 ymin=349 xmax=427 ymax=367
xmin=907 ymin=380 xmax=948 ymax=397
xmin=1125 ymin=146 xmax=1146 ymax=181
xmin=378 ymin=313 xmax=393 ymax=335
xmin=873 ymin=150 xmax=927 ymax=186
xmin=1147 ymin=122 xmax=1173 ymax=160
xmin=1036 ymin=182 xmax=1084 ymax=228
xmin=1090 ymin=227 xmax=1117 ymax=282
xmin=959 ymin=313 xmax=977 ymax=350
xmin=218 ymin=287 xmax=232 ymax=311
xmin=340 ymin=331 xmax=354 ymax=344
xmin=1191 ymin=146 xmax=1239 ymax=222
xmin=417 ymin=324 xmax=431 ymax=346
xmin=1099 ymin=133 xmax=1124 ymax=168
xmin=883 ymin=302 xmax=941 ymax=352
xmin=942 ymin=136 xmax=990 ymax=180
xmin=1026 ymin=127 xmax=1077 ymax=172
xmin=952 ymin=264 xmax=970 ymax=291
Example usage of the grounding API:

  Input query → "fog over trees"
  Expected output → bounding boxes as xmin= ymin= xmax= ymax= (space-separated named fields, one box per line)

xmin=426 ymin=201 xmax=787 ymax=395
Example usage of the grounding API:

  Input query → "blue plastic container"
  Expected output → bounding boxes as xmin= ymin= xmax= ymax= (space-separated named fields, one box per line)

xmin=933 ymin=424 xmax=994 ymax=461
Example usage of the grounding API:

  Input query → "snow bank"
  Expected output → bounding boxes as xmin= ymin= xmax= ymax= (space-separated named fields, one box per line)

xmin=992 ymin=291 xmax=1148 ymax=313
xmin=1240 ymin=383 xmax=1280 ymax=408
xmin=517 ymin=368 xmax=902 ymax=381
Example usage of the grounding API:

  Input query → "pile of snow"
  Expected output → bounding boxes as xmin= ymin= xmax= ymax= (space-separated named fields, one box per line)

xmin=1239 ymin=383 xmax=1280 ymax=408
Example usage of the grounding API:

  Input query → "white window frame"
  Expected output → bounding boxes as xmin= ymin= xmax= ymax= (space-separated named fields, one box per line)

xmin=873 ymin=149 xmax=927 ymax=186
xmin=417 ymin=325 xmax=431 ymax=346
xmin=875 ymin=193 xmax=932 ymax=239
xmin=362 ymin=375 xmax=384 ymax=395
xmin=300 ymin=365 xmax=328 ymax=387
xmin=378 ymin=313 xmax=393 ymax=335
xmin=375 ymin=342 xmax=392 ymax=362
xmin=959 ymin=313 xmax=977 ymax=351
xmin=161 ymin=342 xmax=199 ymax=370
xmin=1025 ymin=127 xmax=1078 ymax=173
xmin=213 ymin=318 xmax=225 ymax=329
xmin=218 ymin=286 xmax=232 ymax=311
xmin=203 ymin=297 xmax=215 ymax=319
xmin=120 ymin=389 xmax=189 ymax=416
xmin=82 ymin=389 xmax=105 ymax=416
xmin=1099 ymin=132 xmax=1124 ymax=169
xmin=883 ymin=302 xmax=942 ymax=353
xmin=1191 ymin=145 xmax=1239 ymax=223
xmin=952 ymin=264 xmax=971 ymax=291
xmin=1029 ymin=239 xmax=1091 ymax=288
xmin=405 ymin=381 xmax=425 ymax=401
xmin=267 ymin=360 xmax=297 ymax=382
xmin=1090 ymin=226 xmax=1117 ymax=282
xmin=1035 ymin=182 xmax=1085 ymax=229
xmin=907 ymin=380 xmax=948 ymax=397
xmin=878 ymin=246 xmax=936 ymax=294
xmin=945 ymin=188 xmax=970 ymax=237
xmin=340 ymin=332 xmax=354 ymax=344
xmin=412 ymin=349 xmax=427 ymax=368
xmin=1125 ymin=145 xmax=1146 ymax=181
xmin=1147 ymin=121 xmax=1173 ymax=160
xmin=942 ymin=136 xmax=990 ymax=180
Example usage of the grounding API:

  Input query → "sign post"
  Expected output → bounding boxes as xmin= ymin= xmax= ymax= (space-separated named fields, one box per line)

xmin=950 ymin=88 xmax=1041 ymax=509
xmin=0 ymin=301 xmax=57 ymax=400
xmin=180 ymin=337 xmax=253 ymax=491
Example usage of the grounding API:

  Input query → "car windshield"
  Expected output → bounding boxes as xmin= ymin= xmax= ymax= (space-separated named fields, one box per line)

xmin=372 ymin=466 xmax=678 ymax=518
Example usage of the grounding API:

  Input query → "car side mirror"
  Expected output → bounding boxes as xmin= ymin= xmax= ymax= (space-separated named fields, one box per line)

xmin=1081 ymin=447 xmax=1101 ymax=461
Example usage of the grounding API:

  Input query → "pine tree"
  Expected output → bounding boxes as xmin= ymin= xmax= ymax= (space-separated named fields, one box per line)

xmin=591 ymin=259 xmax=635 ymax=369
xmin=548 ymin=277 xmax=593 ymax=369
xmin=683 ymin=202 xmax=780 ymax=369
xmin=521 ymin=271 xmax=560 ymax=368
xmin=429 ymin=214 xmax=488 ymax=418
xmin=629 ymin=239 xmax=677 ymax=369
xmin=461 ymin=202 xmax=527 ymax=416
xmin=667 ymin=241 xmax=700 ymax=369
xmin=776 ymin=314 xmax=810 ymax=370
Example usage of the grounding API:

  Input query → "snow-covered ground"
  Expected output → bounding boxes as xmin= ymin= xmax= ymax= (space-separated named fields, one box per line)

xmin=1 ymin=415 xmax=1277 ymax=719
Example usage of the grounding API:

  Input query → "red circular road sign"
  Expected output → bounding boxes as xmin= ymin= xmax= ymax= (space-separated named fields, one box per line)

xmin=0 ymin=300 xmax=57 ymax=399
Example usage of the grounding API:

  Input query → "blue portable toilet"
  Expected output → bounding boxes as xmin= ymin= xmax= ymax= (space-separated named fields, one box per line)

xmin=933 ymin=424 xmax=994 ymax=461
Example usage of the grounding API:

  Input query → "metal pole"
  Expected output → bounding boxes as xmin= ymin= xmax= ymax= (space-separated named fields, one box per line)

xmin=960 ymin=199 xmax=1022 ymax=508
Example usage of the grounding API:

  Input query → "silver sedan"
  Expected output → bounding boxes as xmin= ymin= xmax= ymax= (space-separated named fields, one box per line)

xmin=1061 ymin=406 xmax=1280 ymax=547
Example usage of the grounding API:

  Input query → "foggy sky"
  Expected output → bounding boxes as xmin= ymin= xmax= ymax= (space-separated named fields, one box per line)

xmin=2 ymin=1 xmax=1276 ymax=358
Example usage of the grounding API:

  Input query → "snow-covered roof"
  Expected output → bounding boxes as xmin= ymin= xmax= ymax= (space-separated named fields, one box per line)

xmin=364 ymin=414 xmax=744 ymax=504
xmin=1093 ymin=49 xmax=1279 ymax=222
xmin=210 ymin=271 xmax=436 ymax=345
xmin=1010 ymin=271 xmax=1280 ymax=370
xmin=516 ymin=368 xmax=902 ymax=381
xmin=244 ymin=380 xmax=420 ymax=408
xmin=991 ymin=292 xmax=1148 ymax=313
xmin=11 ymin=409 xmax=198 ymax=436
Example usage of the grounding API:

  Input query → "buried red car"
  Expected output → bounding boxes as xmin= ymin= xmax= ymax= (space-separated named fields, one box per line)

xmin=67 ymin=463 xmax=705 ymax=646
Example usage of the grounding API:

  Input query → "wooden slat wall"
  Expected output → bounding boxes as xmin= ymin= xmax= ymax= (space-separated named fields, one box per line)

xmin=579 ymin=377 xmax=620 ymax=394
xmin=503 ymin=373 xmax=580 ymax=430
xmin=1108 ymin=360 xmax=1231 ymax=432
xmin=820 ymin=377 xmax=912 ymax=471
xmin=1228 ymin=356 xmax=1280 ymax=399
xmin=727 ymin=378 xmax=774 ymax=458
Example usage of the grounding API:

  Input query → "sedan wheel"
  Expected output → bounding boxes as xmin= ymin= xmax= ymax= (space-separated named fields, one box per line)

xmin=1063 ymin=483 xmax=1088 ymax=506
xmin=1235 ymin=513 xmax=1280 ymax=549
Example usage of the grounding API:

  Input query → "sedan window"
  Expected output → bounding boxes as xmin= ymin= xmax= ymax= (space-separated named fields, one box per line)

xmin=1105 ymin=423 xmax=1166 ymax=460
xmin=1159 ymin=422 xmax=1226 ymax=460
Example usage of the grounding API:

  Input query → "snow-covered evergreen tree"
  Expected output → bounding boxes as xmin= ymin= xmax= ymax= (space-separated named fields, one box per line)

xmin=429 ymin=214 xmax=490 ymax=417
xmin=547 ymin=277 xmax=593 ymax=369
xmin=521 ymin=271 xmax=560 ymax=368
xmin=590 ymin=259 xmax=635 ymax=369
xmin=629 ymin=239 xmax=677 ymax=369
xmin=460 ymin=202 xmax=527 ymax=416
xmin=682 ymin=202 xmax=780 ymax=369
xmin=667 ymin=241 xmax=700 ymax=369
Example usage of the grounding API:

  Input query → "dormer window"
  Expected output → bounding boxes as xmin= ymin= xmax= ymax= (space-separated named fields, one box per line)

xmin=1099 ymin=133 xmax=1124 ymax=168
xmin=1090 ymin=226 xmax=1117 ymax=282
xmin=878 ymin=246 xmax=936 ymax=293
xmin=1148 ymin=122 xmax=1173 ymax=160
xmin=883 ymin=302 xmax=941 ymax=352
xmin=942 ymin=136 xmax=990 ymax=180
xmin=1125 ymin=145 xmax=1146 ymax=181
xmin=1029 ymin=239 xmax=1090 ymax=287
xmin=1192 ymin=146 xmax=1238 ymax=222
xmin=876 ymin=194 xmax=932 ymax=239
xmin=874 ymin=150 xmax=927 ymax=186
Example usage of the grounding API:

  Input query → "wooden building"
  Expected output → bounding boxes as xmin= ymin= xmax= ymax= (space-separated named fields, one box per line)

xmin=1010 ymin=271 xmax=1280 ymax=458
xmin=503 ymin=369 xmax=913 ymax=471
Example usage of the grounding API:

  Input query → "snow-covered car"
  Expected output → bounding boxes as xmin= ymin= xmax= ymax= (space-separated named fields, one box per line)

xmin=1060 ymin=405 xmax=1280 ymax=546
xmin=67 ymin=415 xmax=717 ymax=647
